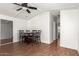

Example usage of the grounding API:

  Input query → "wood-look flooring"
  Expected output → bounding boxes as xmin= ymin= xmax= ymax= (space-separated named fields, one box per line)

xmin=0 ymin=39 xmax=79 ymax=56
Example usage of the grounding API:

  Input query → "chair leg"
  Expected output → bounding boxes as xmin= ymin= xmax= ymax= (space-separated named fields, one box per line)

xmin=38 ymin=37 xmax=41 ymax=43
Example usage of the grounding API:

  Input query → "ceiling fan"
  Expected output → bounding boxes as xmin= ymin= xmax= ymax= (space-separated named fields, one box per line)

xmin=13 ymin=3 xmax=37 ymax=13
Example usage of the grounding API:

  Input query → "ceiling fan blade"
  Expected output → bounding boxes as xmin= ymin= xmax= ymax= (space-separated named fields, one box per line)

xmin=26 ymin=9 xmax=31 ymax=13
xmin=27 ymin=6 xmax=37 ymax=10
xmin=13 ymin=3 xmax=21 ymax=6
xmin=17 ymin=8 xmax=22 ymax=11
xmin=21 ymin=3 xmax=28 ymax=7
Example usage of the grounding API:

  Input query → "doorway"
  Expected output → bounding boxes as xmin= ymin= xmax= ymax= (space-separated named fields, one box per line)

xmin=52 ymin=14 xmax=60 ymax=47
xmin=0 ymin=19 xmax=13 ymax=45
xmin=56 ymin=15 xmax=60 ymax=46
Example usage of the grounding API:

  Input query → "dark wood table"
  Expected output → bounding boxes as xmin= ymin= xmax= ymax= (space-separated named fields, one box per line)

xmin=20 ymin=30 xmax=41 ymax=44
xmin=21 ymin=32 xmax=35 ymax=44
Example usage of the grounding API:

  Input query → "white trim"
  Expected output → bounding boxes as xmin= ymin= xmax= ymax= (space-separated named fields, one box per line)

xmin=0 ymin=42 xmax=13 ymax=46
xmin=78 ymin=50 xmax=79 ymax=54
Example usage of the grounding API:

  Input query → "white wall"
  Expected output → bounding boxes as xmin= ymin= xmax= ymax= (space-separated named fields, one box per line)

xmin=60 ymin=9 xmax=79 ymax=50
xmin=27 ymin=12 xmax=56 ymax=44
xmin=0 ymin=14 xmax=28 ymax=42
xmin=1 ymin=20 xmax=13 ymax=39
xmin=27 ymin=12 xmax=51 ymax=44
xmin=0 ymin=12 xmax=56 ymax=44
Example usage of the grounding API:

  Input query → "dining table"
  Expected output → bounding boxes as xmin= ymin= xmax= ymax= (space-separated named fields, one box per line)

xmin=21 ymin=32 xmax=36 ymax=44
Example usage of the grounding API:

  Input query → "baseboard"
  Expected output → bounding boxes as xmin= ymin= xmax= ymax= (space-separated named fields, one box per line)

xmin=0 ymin=42 xmax=13 ymax=46
xmin=60 ymin=44 xmax=78 ymax=51
xmin=41 ymin=41 xmax=51 ymax=44
xmin=41 ymin=39 xmax=56 ymax=45
xmin=78 ymin=50 xmax=79 ymax=53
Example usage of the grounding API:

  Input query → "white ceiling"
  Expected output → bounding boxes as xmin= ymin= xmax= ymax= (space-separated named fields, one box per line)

xmin=34 ymin=3 xmax=79 ymax=10
xmin=0 ymin=3 xmax=79 ymax=20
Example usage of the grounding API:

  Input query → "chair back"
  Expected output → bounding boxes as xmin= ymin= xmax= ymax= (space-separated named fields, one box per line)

xmin=32 ymin=30 xmax=37 ymax=33
xmin=37 ymin=30 xmax=41 ymax=36
xmin=26 ymin=30 xmax=30 ymax=33
xmin=19 ymin=30 xmax=24 ymax=34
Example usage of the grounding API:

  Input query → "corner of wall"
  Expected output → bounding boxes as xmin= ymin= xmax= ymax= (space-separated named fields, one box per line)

xmin=77 ymin=49 xmax=79 ymax=54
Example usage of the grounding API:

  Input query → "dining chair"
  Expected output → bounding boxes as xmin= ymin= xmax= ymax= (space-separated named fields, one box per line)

xmin=36 ymin=30 xmax=41 ymax=43
xmin=32 ymin=30 xmax=37 ymax=41
xmin=32 ymin=30 xmax=41 ymax=43
xmin=32 ymin=30 xmax=37 ymax=33
xmin=26 ymin=30 xmax=30 ymax=33
xmin=19 ymin=30 xmax=24 ymax=42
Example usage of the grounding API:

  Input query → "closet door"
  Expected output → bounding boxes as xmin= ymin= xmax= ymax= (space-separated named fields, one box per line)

xmin=1 ymin=20 xmax=13 ymax=45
